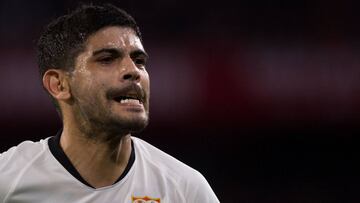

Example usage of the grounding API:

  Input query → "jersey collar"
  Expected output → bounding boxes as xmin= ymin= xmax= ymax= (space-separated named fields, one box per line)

xmin=48 ymin=130 xmax=135 ymax=188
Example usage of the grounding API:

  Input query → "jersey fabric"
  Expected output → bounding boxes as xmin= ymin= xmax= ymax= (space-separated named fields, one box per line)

xmin=0 ymin=134 xmax=219 ymax=203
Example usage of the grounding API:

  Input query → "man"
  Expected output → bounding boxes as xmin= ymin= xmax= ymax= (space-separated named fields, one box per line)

xmin=0 ymin=4 xmax=219 ymax=203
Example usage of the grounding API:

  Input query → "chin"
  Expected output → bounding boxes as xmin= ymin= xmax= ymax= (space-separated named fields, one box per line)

xmin=111 ymin=115 xmax=149 ymax=133
xmin=125 ymin=118 xmax=148 ymax=132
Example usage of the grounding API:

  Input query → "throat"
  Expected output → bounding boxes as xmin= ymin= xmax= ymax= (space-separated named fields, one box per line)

xmin=51 ymin=130 xmax=135 ymax=188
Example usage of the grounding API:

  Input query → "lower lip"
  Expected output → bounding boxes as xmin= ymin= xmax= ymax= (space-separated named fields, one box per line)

xmin=114 ymin=101 xmax=144 ymax=111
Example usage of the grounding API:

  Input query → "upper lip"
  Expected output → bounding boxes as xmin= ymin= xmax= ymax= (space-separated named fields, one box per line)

xmin=107 ymin=84 xmax=145 ymax=104
xmin=114 ymin=92 xmax=142 ymax=103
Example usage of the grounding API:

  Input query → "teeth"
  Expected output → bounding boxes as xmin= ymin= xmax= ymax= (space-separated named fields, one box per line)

xmin=120 ymin=99 xmax=140 ymax=104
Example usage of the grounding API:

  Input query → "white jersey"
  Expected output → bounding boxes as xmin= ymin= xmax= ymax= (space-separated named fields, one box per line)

xmin=0 ymin=135 xmax=219 ymax=203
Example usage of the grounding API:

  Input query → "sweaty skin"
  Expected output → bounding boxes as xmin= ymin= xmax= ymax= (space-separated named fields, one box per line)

xmin=58 ymin=26 xmax=150 ymax=188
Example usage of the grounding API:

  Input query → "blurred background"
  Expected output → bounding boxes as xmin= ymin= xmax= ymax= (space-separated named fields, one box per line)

xmin=1 ymin=0 xmax=360 ymax=202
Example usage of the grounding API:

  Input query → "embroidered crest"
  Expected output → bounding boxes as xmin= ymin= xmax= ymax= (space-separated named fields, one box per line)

xmin=132 ymin=195 xmax=161 ymax=203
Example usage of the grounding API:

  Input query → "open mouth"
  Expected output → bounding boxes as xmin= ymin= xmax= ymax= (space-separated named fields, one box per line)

xmin=113 ymin=95 xmax=143 ymax=105
xmin=107 ymin=84 xmax=146 ymax=106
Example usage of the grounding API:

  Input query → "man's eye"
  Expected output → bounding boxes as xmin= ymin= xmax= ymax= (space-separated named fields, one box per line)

xmin=97 ymin=57 xmax=114 ymax=64
xmin=134 ymin=58 xmax=146 ymax=66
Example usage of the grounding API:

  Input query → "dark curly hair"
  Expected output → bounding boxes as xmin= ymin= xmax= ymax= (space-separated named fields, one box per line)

xmin=37 ymin=3 xmax=141 ymax=77
xmin=37 ymin=3 xmax=142 ymax=114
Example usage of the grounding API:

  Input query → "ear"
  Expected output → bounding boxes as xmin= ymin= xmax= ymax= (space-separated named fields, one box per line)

xmin=42 ymin=69 xmax=71 ymax=101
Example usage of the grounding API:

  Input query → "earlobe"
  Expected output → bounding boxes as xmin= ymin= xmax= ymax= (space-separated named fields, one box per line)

xmin=43 ymin=69 xmax=71 ymax=100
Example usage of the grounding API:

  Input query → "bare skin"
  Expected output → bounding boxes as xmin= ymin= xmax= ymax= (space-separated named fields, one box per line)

xmin=60 ymin=125 xmax=132 ymax=188
xmin=43 ymin=26 xmax=150 ymax=188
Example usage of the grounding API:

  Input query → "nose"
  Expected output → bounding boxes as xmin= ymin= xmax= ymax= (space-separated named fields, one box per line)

xmin=120 ymin=56 xmax=141 ymax=82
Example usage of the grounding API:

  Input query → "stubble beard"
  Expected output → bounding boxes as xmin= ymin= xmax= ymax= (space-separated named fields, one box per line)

xmin=73 ymin=96 xmax=149 ymax=143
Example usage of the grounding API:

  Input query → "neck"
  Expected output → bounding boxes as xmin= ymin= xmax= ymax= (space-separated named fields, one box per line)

xmin=60 ymin=124 xmax=133 ymax=188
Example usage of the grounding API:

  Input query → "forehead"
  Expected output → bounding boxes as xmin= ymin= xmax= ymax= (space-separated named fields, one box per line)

xmin=84 ymin=26 xmax=144 ymax=51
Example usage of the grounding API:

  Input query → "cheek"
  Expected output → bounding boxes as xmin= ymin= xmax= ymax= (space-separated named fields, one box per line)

xmin=142 ymin=72 xmax=150 ymax=90
xmin=71 ymin=75 xmax=104 ymax=101
xmin=72 ymin=78 xmax=93 ymax=95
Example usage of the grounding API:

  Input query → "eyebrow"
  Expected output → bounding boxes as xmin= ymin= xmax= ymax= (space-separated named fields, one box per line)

xmin=92 ymin=48 xmax=121 ymax=57
xmin=130 ymin=50 xmax=149 ymax=60
xmin=92 ymin=48 xmax=149 ymax=59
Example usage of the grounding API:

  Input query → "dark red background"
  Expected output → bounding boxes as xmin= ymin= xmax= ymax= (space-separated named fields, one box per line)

xmin=1 ymin=0 xmax=360 ymax=202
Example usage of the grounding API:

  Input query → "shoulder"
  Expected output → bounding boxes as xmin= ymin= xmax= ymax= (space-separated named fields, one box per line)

xmin=132 ymin=136 xmax=195 ymax=177
xmin=0 ymin=139 xmax=47 ymax=168
xmin=0 ymin=139 xmax=49 ymax=201
xmin=132 ymin=137 xmax=219 ymax=202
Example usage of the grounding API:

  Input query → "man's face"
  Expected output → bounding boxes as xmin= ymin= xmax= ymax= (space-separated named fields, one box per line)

xmin=68 ymin=26 xmax=150 ymax=135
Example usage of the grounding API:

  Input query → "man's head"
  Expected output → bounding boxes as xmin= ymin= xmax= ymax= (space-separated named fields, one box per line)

xmin=37 ymin=4 xmax=150 ymax=138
